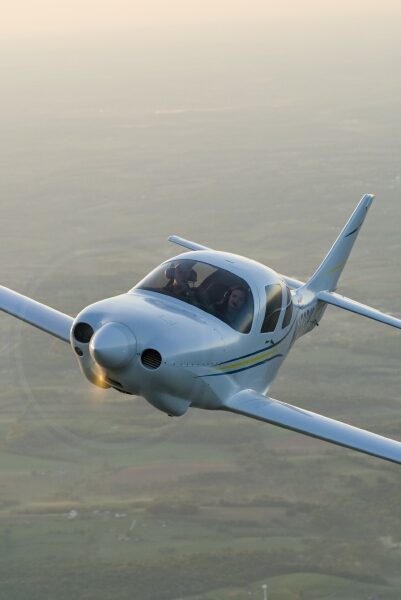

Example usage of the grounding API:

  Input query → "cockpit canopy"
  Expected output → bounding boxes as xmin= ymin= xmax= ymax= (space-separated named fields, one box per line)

xmin=134 ymin=259 xmax=254 ymax=333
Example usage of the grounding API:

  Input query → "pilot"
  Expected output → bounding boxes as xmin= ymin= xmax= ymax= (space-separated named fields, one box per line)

xmin=163 ymin=261 xmax=196 ymax=300
xmin=210 ymin=285 xmax=251 ymax=332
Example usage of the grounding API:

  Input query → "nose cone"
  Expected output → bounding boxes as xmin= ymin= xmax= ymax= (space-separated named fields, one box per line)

xmin=89 ymin=322 xmax=137 ymax=370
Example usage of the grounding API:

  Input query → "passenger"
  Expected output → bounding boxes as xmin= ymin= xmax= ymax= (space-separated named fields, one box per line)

xmin=210 ymin=285 xmax=251 ymax=332
xmin=163 ymin=262 xmax=196 ymax=300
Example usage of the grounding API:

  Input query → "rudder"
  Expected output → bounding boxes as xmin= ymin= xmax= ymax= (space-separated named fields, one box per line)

xmin=301 ymin=194 xmax=374 ymax=295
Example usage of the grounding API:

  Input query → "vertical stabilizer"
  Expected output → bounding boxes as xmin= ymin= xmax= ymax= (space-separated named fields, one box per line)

xmin=301 ymin=194 xmax=374 ymax=294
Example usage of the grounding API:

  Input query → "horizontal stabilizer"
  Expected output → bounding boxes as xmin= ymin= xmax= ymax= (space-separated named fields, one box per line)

xmin=168 ymin=236 xmax=211 ymax=252
xmin=223 ymin=389 xmax=401 ymax=465
xmin=281 ymin=275 xmax=305 ymax=290
xmin=317 ymin=290 xmax=401 ymax=330
xmin=0 ymin=286 xmax=73 ymax=342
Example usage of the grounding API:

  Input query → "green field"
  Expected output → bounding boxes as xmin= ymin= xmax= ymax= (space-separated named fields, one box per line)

xmin=2 ymin=233 xmax=401 ymax=595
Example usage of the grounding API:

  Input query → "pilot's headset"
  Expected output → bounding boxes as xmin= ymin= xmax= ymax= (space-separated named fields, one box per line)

xmin=165 ymin=262 xmax=197 ymax=284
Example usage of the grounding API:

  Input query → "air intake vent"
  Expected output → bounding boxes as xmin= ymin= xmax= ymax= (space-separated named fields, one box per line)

xmin=74 ymin=322 xmax=94 ymax=343
xmin=141 ymin=349 xmax=162 ymax=370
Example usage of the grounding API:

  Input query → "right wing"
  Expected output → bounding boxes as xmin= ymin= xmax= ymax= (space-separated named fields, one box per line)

xmin=223 ymin=389 xmax=401 ymax=465
xmin=0 ymin=286 xmax=73 ymax=343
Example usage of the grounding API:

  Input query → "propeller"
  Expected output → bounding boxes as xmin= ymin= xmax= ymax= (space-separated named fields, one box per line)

xmin=89 ymin=322 xmax=136 ymax=370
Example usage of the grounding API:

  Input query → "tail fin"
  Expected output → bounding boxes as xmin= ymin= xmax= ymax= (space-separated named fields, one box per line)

xmin=301 ymin=194 xmax=374 ymax=294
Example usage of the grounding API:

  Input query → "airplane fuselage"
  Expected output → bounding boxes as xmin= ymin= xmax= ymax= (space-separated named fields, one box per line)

xmin=5 ymin=195 xmax=401 ymax=464
xmin=71 ymin=250 xmax=322 ymax=416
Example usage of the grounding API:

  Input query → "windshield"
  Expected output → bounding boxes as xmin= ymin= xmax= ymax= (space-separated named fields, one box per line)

xmin=134 ymin=259 xmax=254 ymax=333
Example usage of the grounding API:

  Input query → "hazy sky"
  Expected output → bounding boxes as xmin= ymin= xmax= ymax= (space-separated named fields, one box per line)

xmin=2 ymin=0 xmax=401 ymax=36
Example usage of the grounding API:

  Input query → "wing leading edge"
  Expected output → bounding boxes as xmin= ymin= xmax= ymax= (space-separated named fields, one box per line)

xmin=223 ymin=389 xmax=401 ymax=465
xmin=0 ymin=286 xmax=73 ymax=343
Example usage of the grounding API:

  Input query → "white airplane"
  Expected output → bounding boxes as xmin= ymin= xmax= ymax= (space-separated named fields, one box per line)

xmin=2 ymin=195 xmax=401 ymax=464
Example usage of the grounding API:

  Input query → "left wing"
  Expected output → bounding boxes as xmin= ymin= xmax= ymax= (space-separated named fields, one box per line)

xmin=0 ymin=286 xmax=73 ymax=342
xmin=222 ymin=389 xmax=401 ymax=464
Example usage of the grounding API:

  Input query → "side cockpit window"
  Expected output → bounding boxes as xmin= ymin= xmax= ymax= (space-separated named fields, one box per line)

xmin=261 ymin=284 xmax=282 ymax=333
xmin=134 ymin=260 xmax=254 ymax=334
xmin=282 ymin=286 xmax=293 ymax=329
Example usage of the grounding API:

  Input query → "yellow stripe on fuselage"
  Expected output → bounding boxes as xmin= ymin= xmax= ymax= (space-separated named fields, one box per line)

xmin=215 ymin=346 xmax=282 ymax=371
